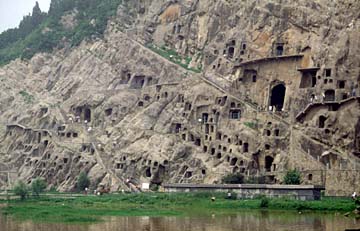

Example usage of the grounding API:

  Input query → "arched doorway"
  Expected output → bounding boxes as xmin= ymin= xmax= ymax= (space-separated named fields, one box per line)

xmin=265 ymin=156 xmax=274 ymax=172
xmin=270 ymin=84 xmax=286 ymax=111
xmin=319 ymin=115 xmax=326 ymax=128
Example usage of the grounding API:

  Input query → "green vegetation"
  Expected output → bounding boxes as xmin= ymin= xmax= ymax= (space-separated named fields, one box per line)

xmin=146 ymin=43 xmax=202 ymax=73
xmin=19 ymin=90 xmax=34 ymax=104
xmin=258 ymin=195 xmax=270 ymax=208
xmin=0 ymin=193 xmax=356 ymax=223
xmin=13 ymin=181 xmax=29 ymax=201
xmin=284 ymin=170 xmax=301 ymax=185
xmin=31 ymin=178 xmax=47 ymax=197
xmin=0 ymin=0 xmax=123 ymax=66
xmin=76 ymin=172 xmax=90 ymax=192
xmin=243 ymin=121 xmax=257 ymax=130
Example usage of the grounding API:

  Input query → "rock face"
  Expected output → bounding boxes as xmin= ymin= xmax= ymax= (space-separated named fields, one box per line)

xmin=0 ymin=0 xmax=359 ymax=195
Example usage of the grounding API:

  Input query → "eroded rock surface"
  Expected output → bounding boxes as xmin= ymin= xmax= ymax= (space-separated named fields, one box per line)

xmin=0 ymin=0 xmax=359 ymax=195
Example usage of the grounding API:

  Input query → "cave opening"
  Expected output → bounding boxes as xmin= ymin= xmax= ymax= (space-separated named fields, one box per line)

xmin=270 ymin=84 xmax=286 ymax=111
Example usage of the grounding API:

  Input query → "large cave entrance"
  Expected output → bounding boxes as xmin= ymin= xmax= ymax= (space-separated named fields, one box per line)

xmin=265 ymin=156 xmax=274 ymax=172
xmin=270 ymin=84 xmax=286 ymax=111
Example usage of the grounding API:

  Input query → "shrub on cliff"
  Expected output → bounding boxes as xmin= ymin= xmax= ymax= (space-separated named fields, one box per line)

xmin=283 ymin=169 xmax=301 ymax=185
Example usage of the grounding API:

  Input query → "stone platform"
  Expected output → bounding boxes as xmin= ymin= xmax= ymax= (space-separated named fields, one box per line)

xmin=162 ymin=184 xmax=325 ymax=200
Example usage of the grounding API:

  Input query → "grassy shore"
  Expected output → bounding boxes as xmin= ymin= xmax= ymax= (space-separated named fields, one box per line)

xmin=0 ymin=192 xmax=356 ymax=223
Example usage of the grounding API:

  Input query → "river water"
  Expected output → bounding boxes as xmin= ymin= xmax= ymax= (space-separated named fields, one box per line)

xmin=0 ymin=211 xmax=359 ymax=231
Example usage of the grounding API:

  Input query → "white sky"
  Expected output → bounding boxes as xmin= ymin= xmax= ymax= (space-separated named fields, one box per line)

xmin=0 ymin=0 xmax=51 ymax=33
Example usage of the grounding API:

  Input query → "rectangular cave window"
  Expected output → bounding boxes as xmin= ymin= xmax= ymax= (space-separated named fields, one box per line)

xmin=195 ymin=138 xmax=201 ymax=146
xmin=275 ymin=43 xmax=284 ymax=56
xmin=300 ymin=69 xmax=317 ymax=88
xmin=173 ymin=123 xmax=182 ymax=133
xmin=182 ymin=134 xmax=186 ymax=141
xmin=202 ymin=113 xmax=209 ymax=123
xmin=325 ymin=68 xmax=332 ymax=77
xmin=116 ymin=163 xmax=121 ymax=169
xmin=228 ymin=47 xmax=235 ymax=59
xmin=203 ymin=146 xmax=208 ymax=153
xmin=242 ymin=42 xmax=246 ymax=50
xmin=216 ymin=132 xmax=222 ymax=140
xmin=229 ymin=109 xmax=241 ymax=119
xmin=274 ymin=129 xmax=280 ymax=137
xmin=252 ymin=74 xmax=257 ymax=83
xmin=319 ymin=116 xmax=327 ymax=128
xmin=338 ymin=80 xmax=346 ymax=89
xmin=243 ymin=143 xmax=249 ymax=152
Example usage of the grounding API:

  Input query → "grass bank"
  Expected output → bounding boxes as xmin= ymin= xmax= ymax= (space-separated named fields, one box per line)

xmin=0 ymin=192 xmax=356 ymax=223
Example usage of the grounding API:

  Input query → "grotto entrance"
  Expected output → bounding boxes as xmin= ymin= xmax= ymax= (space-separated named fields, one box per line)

xmin=84 ymin=108 xmax=91 ymax=122
xmin=324 ymin=89 xmax=335 ymax=102
xmin=270 ymin=84 xmax=286 ymax=111
xmin=265 ymin=156 xmax=274 ymax=172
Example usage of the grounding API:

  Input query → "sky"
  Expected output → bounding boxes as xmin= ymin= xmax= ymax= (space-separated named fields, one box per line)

xmin=0 ymin=0 xmax=51 ymax=33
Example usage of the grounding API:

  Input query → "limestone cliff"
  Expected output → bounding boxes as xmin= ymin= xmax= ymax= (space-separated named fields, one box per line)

xmin=0 ymin=0 xmax=359 ymax=196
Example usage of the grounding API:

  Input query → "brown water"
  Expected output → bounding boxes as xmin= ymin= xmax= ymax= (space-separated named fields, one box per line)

xmin=0 ymin=211 xmax=359 ymax=231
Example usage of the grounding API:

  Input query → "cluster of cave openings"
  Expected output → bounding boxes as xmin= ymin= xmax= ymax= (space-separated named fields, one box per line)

xmin=219 ymin=96 xmax=228 ymax=106
xmin=173 ymin=24 xmax=181 ymax=34
xmin=227 ymin=40 xmax=236 ymax=59
xmin=75 ymin=106 xmax=92 ymax=122
xmin=265 ymin=156 xmax=274 ymax=172
xmin=240 ymin=42 xmax=246 ymax=55
xmin=270 ymin=84 xmax=286 ymax=111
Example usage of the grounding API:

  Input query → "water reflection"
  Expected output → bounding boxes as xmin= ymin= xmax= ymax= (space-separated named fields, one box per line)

xmin=1 ymin=211 xmax=359 ymax=231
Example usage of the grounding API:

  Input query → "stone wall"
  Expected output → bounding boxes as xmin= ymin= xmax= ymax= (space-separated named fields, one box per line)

xmin=325 ymin=170 xmax=360 ymax=196
xmin=163 ymin=184 xmax=323 ymax=200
